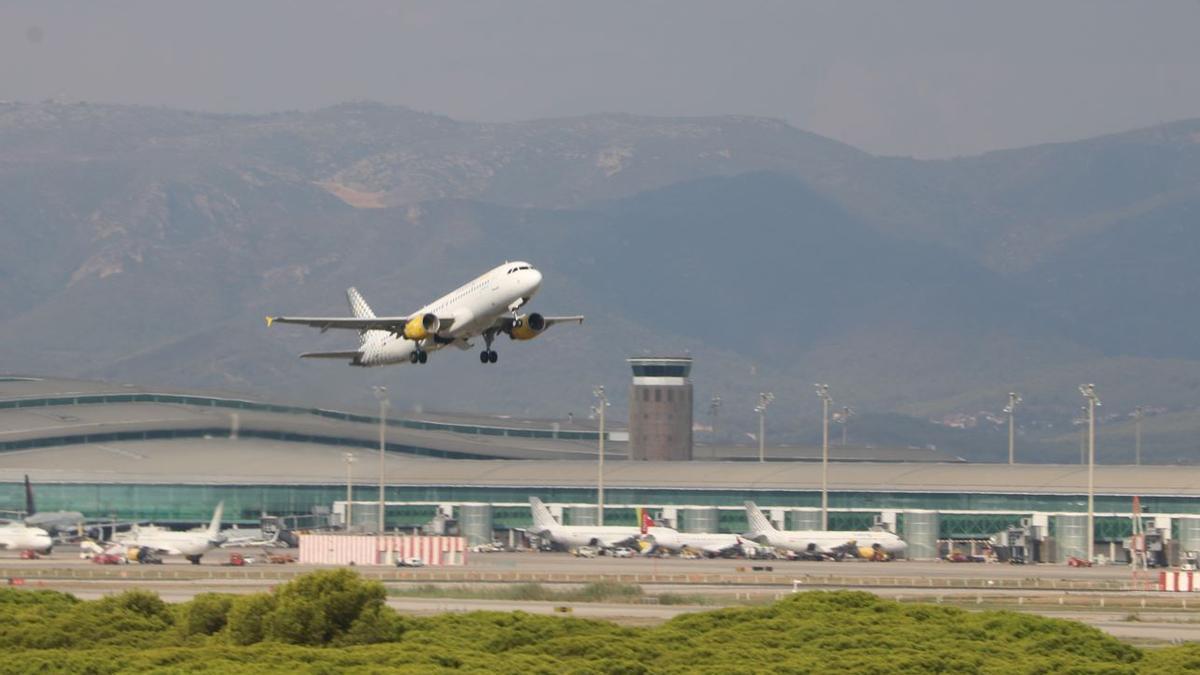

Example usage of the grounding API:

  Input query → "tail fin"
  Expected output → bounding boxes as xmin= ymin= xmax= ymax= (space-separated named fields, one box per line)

xmin=529 ymin=497 xmax=559 ymax=533
xmin=206 ymin=501 xmax=225 ymax=541
xmin=24 ymin=475 xmax=35 ymax=516
xmin=346 ymin=287 xmax=377 ymax=345
xmin=744 ymin=501 xmax=777 ymax=534
xmin=640 ymin=508 xmax=654 ymax=535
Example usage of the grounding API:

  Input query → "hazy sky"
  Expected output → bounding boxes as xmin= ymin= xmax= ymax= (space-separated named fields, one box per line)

xmin=4 ymin=1 xmax=1200 ymax=158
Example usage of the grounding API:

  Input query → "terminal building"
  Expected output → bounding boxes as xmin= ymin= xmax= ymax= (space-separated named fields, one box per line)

xmin=4 ymin=375 xmax=1200 ymax=562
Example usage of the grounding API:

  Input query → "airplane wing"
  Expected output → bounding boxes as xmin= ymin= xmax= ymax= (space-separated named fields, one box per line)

xmin=299 ymin=351 xmax=362 ymax=360
xmin=594 ymin=534 xmax=639 ymax=549
xmin=265 ymin=315 xmax=456 ymax=333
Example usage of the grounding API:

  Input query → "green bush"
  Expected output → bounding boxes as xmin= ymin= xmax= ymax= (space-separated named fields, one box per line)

xmin=177 ymin=593 xmax=235 ymax=638
xmin=225 ymin=593 xmax=275 ymax=646
xmin=4 ymin=573 xmax=1200 ymax=673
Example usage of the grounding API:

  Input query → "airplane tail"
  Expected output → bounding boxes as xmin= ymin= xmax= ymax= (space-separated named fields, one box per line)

xmin=24 ymin=474 xmax=35 ymax=516
xmin=744 ymin=501 xmax=777 ymax=535
xmin=206 ymin=501 xmax=225 ymax=542
xmin=346 ymin=287 xmax=376 ymax=346
xmin=529 ymin=497 xmax=559 ymax=533
xmin=640 ymin=508 xmax=654 ymax=535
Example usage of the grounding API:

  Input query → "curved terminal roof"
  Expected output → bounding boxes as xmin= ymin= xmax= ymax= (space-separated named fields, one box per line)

xmin=0 ymin=437 xmax=1197 ymax=498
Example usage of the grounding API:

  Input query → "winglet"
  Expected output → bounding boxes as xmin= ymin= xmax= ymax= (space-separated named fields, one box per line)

xmin=265 ymin=316 xmax=275 ymax=327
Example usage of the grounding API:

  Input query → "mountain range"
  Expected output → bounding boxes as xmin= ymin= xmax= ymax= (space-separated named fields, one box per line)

xmin=3 ymin=100 xmax=1200 ymax=462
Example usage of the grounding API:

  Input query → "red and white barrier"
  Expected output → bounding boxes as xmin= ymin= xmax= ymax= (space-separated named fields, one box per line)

xmin=299 ymin=534 xmax=468 ymax=566
xmin=1158 ymin=571 xmax=1199 ymax=592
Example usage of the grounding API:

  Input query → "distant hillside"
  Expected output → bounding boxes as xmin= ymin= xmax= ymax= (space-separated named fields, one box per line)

xmin=3 ymin=101 xmax=1200 ymax=462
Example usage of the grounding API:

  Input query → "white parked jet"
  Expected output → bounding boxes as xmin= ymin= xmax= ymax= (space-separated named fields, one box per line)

xmin=266 ymin=261 xmax=583 ymax=366
xmin=638 ymin=511 xmax=747 ymax=557
xmin=0 ymin=521 xmax=53 ymax=554
xmin=114 ymin=502 xmax=225 ymax=564
xmin=528 ymin=497 xmax=640 ymax=550
xmin=745 ymin=502 xmax=907 ymax=560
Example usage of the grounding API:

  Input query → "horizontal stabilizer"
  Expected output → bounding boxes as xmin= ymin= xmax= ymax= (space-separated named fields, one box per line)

xmin=299 ymin=351 xmax=361 ymax=360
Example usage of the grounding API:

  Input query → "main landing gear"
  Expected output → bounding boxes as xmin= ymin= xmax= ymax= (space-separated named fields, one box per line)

xmin=479 ymin=330 xmax=498 ymax=364
xmin=408 ymin=350 xmax=428 ymax=364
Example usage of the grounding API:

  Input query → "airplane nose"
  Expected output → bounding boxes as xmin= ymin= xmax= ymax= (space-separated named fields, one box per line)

xmin=528 ymin=268 xmax=543 ymax=290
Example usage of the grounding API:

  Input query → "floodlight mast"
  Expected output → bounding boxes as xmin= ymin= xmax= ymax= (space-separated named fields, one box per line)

xmin=1004 ymin=392 xmax=1022 ymax=465
xmin=709 ymin=396 xmax=722 ymax=437
xmin=1134 ymin=406 xmax=1144 ymax=466
xmin=342 ymin=451 xmax=357 ymax=531
xmin=371 ymin=385 xmax=389 ymax=536
xmin=815 ymin=384 xmax=833 ymax=530
xmin=754 ymin=392 xmax=774 ymax=463
xmin=1079 ymin=384 xmax=1101 ymax=562
xmin=837 ymin=406 xmax=855 ymax=447
xmin=593 ymin=386 xmax=609 ymax=526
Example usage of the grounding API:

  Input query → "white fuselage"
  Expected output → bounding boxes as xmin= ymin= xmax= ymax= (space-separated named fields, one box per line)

xmin=0 ymin=522 xmax=53 ymax=553
xmin=360 ymin=263 xmax=542 ymax=366
xmin=644 ymin=527 xmax=743 ymax=556
xmin=763 ymin=529 xmax=908 ymax=557
xmin=116 ymin=526 xmax=218 ymax=558
xmin=537 ymin=524 xmax=641 ymax=550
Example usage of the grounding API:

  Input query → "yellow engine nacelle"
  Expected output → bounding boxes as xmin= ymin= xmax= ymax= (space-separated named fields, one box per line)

xmin=509 ymin=313 xmax=546 ymax=340
xmin=403 ymin=313 xmax=440 ymax=341
xmin=859 ymin=545 xmax=891 ymax=561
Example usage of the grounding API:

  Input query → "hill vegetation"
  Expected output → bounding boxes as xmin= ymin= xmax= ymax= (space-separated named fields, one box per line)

xmin=1 ymin=569 xmax=1199 ymax=673
xmin=4 ymin=101 xmax=1200 ymax=460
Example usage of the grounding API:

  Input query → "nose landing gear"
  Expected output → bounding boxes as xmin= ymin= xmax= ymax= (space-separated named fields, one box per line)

xmin=409 ymin=350 xmax=428 ymax=364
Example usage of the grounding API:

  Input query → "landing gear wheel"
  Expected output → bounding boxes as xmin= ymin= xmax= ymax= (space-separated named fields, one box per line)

xmin=488 ymin=350 xmax=498 ymax=363
xmin=417 ymin=350 xmax=428 ymax=364
xmin=409 ymin=352 xmax=419 ymax=364
xmin=480 ymin=350 xmax=490 ymax=364
xmin=186 ymin=555 xmax=202 ymax=565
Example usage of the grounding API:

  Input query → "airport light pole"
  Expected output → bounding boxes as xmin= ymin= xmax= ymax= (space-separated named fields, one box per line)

xmin=837 ymin=406 xmax=854 ymax=447
xmin=1079 ymin=384 xmax=1101 ymax=562
xmin=372 ymin=385 xmax=389 ymax=535
xmin=1004 ymin=392 xmax=1022 ymax=465
xmin=342 ymin=452 xmax=356 ymax=531
xmin=754 ymin=392 xmax=774 ymax=463
xmin=1134 ymin=406 xmax=1144 ymax=466
xmin=593 ymin=386 xmax=608 ymax=526
xmin=815 ymin=384 xmax=833 ymax=530
xmin=709 ymin=396 xmax=722 ymax=437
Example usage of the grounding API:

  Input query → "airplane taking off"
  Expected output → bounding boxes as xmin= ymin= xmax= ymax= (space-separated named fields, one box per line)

xmin=744 ymin=502 xmax=907 ymax=560
xmin=0 ymin=521 xmax=52 ymax=554
xmin=639 ymin=511 xmax=747 ymax=557
xmin=266 ymin=261 xmax=583 ymax=366
xmin=114 ymin=502 xmax=225 ymax=564
xmin=527 ymin=497 xmax=640 ymax=550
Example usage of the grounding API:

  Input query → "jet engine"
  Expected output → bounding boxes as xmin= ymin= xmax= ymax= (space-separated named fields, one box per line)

xmin=509 ymin=313 xmax=546 ymax=340
xmin=403 ymin=313 xmax=440 ymax=341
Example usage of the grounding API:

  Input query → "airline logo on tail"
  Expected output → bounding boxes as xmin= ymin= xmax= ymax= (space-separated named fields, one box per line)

xmin=639 ymin=509 xmax=654 ymax=535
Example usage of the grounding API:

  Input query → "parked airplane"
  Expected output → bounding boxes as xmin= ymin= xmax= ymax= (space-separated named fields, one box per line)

xmin=266 ymin=261 xmax=583 ymax=366
xmin=639 ymin=511 xmax=747 ymax=557
xmin=528 ymin=497 xmax=640 ymax=550
xmin=114 ymin=502 xmax=225 ymax=564
xmin=22 ymin=475 xmax=84 ymax=538
xmin=744 ymin=502 xmax=907 ymax=560
xmin=0 ymin=521 xmax=52 ymax=554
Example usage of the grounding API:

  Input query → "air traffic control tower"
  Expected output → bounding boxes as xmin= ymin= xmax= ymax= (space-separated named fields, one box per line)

xmin=628 ymin=356 xmax=693 ymax=461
